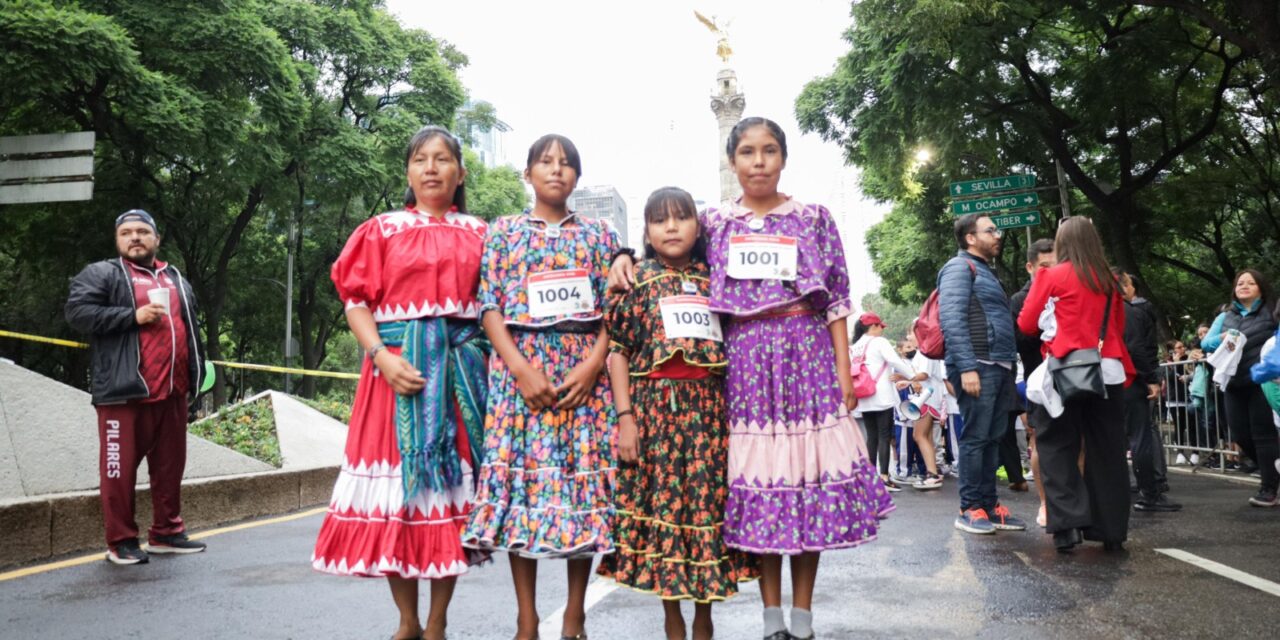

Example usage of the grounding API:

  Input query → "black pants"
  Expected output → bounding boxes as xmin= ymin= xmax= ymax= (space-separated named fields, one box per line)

xmin=1037 ymin=384 xmax=1130 ymax=542
xmin=1124 ymin=385 xmax=1160 ymax=497
xmin=862 ymin=408 xmax=894 ymax=476
xmin=999 ymin=412 xmax=1026 ymax=484
xmin=1224 ymin=384 xmax=1280 ymax=493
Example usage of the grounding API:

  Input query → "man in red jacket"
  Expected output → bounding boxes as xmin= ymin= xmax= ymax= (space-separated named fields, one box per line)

xmin=66 ymin=210 xmax=207 ymax=565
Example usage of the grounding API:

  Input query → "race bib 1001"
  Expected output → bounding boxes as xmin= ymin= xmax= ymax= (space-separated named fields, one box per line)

xmin=659 ymin=295 xmax=722 ymax=342
xmin=528 ymin=269 xmax=595 ymax=318
xmin=726 ymin=234 xmax=798 ymax=281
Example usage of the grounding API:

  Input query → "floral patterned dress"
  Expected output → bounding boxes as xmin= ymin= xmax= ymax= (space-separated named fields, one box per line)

xmin=461 ymin=211 xmax=619 ymax=558
xmin=599 ymin=259 xmax=758 ymax=601
xmin=706 ymin=198 xmax=894 ymax=554
xmin=312 ymin=207 xmax=489 ymax=579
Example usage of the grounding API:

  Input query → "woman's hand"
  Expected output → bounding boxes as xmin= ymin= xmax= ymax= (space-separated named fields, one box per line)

xmin=515 ymin=365 xmax=558 ymax=411
xmin=555 ymin=359 xmax=602 ymax=411
xmin=838 ymin=364 xmax=858 ymax=412
xmin=617 ymin=414 xmax=639 ymax=463
xmin=607 ymin=254 xmax=636 ymax=293
xmin=374 ymin=352 xmax=426 ymax=396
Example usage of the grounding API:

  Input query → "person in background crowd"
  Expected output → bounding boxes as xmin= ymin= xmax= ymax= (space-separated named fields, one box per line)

xmin=938 ymin=213 xmax=1027 ymax=535
xmin=851 ymin=313 xmax=916 ymax=491
xmin=66 ymin=209 xmax=207 ymax=567
xmin=1010 ymin=238 xmax=1055 ymax=527
xmin=1018 ymin=217 xmax=1134 ymax=553
xmin=1200 ymin=269 xmax=1279 ymax=507
xmin=909 ymin=322 xmax=950 ymax=490
xmin=1116 ymin=270 xmax=1181 ymax=512
xmin=1163 ymin=340 xmax=1196 ymax=464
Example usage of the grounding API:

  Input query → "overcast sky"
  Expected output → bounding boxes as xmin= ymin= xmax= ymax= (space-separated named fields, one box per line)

xmin=387 ymin=0 xmax=890 ymax=305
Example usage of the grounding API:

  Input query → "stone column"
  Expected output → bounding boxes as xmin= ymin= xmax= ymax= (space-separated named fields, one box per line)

xmin=710 ymin=68 xmax=745 ymax=205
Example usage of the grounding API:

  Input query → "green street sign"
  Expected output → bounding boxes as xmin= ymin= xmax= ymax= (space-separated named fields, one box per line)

xmin=991 ymin=210 xmax=1043 ymax=230
xmin=951 ymin=191 xmax=1040 ymax=215
xmin=949 ymin=174 xmax=1036 ymax=198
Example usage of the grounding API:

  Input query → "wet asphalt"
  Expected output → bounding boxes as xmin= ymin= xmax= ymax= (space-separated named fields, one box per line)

xmin=1 ymin=470 xmax=1276 ymax=639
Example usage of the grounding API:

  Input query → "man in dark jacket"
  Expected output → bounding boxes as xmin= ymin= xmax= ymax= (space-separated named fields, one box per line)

xmin=939 ymin=213 xmax=1026 ymax=535
xmin=1010 ymin=238 xmax=1055 ymax=526
xmin=1117 ymin=271 xmax=1182 ymax=512
xmin=66 ymin=210 xmax=207 ymax=565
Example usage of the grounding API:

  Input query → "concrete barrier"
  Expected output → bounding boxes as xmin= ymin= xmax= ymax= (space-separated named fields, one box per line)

xmin=0 ymin=465 xmax=337 ymax=568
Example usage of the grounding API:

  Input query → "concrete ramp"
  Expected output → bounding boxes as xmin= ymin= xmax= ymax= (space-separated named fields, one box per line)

xmin=0 ymin=359 xmax=271 ymax=501
xmin=268 ymin=391 xmax=347 ymax=470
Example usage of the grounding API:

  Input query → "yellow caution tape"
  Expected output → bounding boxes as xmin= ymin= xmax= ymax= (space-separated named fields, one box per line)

xmin=1 ymin=329 xmax=359 ymax=380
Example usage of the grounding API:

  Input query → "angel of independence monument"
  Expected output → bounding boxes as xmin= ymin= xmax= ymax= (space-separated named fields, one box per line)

xmin=698 ymin=11 xmax=745 ymax=205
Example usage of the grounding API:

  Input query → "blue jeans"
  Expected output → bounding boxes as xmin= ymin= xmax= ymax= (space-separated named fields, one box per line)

xmin=949 ymin=362 xmax=1015 ymax=512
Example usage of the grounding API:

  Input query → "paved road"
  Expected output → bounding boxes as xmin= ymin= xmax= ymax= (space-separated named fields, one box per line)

xmin=2 ymin=471 xmax=1277 ymax=639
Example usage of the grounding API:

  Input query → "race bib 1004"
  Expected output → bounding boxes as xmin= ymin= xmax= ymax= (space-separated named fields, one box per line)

xmin=726 ymin=234 xmax=798 ymax=281
xmin=528 ymin=269 xmax=595 ymax=318
xmin=659 ymin=295 xmax=722 ymax=342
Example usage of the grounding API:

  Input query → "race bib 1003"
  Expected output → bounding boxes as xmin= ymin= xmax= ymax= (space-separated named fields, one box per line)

xmin=528 ymin=269 xmax=595 ymax=318
xmin=726 ymin=234 xmax=798 ymax=281
xmin=659 ymin=295 xmax=722 ymax=342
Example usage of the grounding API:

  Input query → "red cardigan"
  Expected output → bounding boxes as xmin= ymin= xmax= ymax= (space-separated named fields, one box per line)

xmin=1016 ymin=262 xmax=1135 ymax=386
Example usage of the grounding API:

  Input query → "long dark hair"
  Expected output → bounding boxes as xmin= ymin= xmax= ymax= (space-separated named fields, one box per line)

xmin=1231 ymin=268 xmax=1273 ymax=310
xmin=853 ymin=318 xmax=872 ymax=342
xmin=641 ymin=187 xmax=706 ymax=262
xmin=403 ymin=126 xmax=466 ymax=211
xmin=1054 ymin=217 xmax=1116 ymax=296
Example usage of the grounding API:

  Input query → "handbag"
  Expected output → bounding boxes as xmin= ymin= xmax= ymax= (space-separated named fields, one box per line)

xmin=1046 ymin=291 xmax=1113 ymax=402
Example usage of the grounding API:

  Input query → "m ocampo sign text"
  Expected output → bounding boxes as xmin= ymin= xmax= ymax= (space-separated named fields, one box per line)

xmin=951 ymin=191 xmax=1039 ymax=216
xmin=0 ymin=132 xmax=96 ymax=205
xmin=949 ymin=174 xmax=1036 ymax=197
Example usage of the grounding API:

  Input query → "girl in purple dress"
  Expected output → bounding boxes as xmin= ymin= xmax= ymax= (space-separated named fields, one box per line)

xmin=611 ymin=118 xmax=892 ymax=640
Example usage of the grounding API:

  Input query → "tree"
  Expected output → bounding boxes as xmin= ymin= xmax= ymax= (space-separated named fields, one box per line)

xmin=797 ymin=0 xmax=1279 ymax=338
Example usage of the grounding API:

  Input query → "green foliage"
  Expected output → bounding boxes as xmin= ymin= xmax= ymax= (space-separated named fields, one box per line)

xmin=859 ymin=293 xmax=919 ymax=344
xmin=465 ymin=149 xmax=529 ymax=220
xmin=798 ymin=0 xmax=1280 ymax=338
xmin=300 ymin=391 xmax=354 ymax=425
xmin=189 ymin=396 xmax=281 ymax=467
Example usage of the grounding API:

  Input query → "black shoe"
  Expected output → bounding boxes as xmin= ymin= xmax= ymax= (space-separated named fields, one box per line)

xmin=764 ymin=633 xmax=791 ymax=640
xmin=106 ymin=539 xmax=149 ymax=565
xmin=1103 ymin=540 xmax=1125 ymax=552
xmin=1134 ymin=493 xmax=1182 ymax=512
xmin=1053 ymin=528 xmax=1082 ymax=553
xmin=1248 ymin=490 xmax=1279 ymax=507
xmin=148 ymin=532 xmax=207 ymax=555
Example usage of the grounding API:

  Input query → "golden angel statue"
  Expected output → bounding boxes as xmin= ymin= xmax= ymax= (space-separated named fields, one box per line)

xmin=695 ymin=10 xmax=734 ymax=63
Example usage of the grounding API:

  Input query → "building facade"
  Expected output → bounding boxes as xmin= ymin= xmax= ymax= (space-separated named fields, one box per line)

xmin=568 ymin=185 xmax=628 ymax=247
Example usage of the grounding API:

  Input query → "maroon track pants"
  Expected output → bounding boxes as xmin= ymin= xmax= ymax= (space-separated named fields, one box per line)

xmin=96 ymin=395 xmax=188 ymax=547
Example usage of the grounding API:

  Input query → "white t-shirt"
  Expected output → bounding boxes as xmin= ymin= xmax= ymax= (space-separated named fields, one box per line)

xmin=911 ymin=351 xmax=948 ymax=414
xmin=850 ymin=335 xmax=916 ymax=412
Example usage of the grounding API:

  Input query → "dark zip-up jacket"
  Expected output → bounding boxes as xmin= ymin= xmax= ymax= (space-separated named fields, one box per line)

xmin=1122 ymin=296 xmax=1160 ymax=386
xmin=65 ymin=258 xmax=204 ymax=405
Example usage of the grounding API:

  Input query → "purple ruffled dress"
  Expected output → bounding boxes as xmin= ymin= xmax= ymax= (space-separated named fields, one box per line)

xmin=705 ymin=198 xmax=894 ymax=554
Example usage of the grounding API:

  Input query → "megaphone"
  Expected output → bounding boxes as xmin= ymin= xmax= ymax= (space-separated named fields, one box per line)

xmin=899 ymin=386 xmax=934 ymax=421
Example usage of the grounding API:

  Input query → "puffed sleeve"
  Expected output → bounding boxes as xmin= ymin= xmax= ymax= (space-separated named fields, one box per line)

xmin=816 ymin=205 xmax=853 ymax=324
xmin=593 ymin=222 xmax=621 ymax=313
xmin=331 ymin=218 xmax=385 ymax=310
xmin=606 ymin=289 xmax=638 ymax=358
xmin=477 ymin=219 xmax=507 ymax=315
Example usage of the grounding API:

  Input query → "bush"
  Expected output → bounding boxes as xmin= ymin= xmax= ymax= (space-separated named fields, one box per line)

xmin=189 ymin=396 xmax=282 ymax=467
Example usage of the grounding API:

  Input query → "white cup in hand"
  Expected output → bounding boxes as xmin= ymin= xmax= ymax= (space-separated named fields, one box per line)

xmin=147 ymin=287 xmax=170 ymax=314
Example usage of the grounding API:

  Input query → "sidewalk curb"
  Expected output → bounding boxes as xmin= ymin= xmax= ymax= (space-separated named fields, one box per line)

xmin=1165 ymin=465 xmax=1259 ymax=486
xmin=0 ymin=466 xmax=336 ymax=569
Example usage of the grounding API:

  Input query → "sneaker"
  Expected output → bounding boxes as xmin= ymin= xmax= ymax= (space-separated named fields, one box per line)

xmin=1190 ymin=453 xmax=1200 ymax=466
xmin=989 ymin=503 xmax=1027 ymax=531
xmin=1036 ymin=503 xmax=1047 ymax=528
xmin=914 ymin=473 xmax=944 ymax=490
xmin=954 ymin=508 xmax=996 ymax=535
xmin=1024 ymin=468 xmax=1035 ymax=481
xmin=1134 ymin=493 xmax=1182 ymax=512
xmin=106 ymin=539 xmax=149 ymax=565
xmin=1009 ymin=480 xmax=1029 ymax=492
xmin=148 ymin=532 xmax=207 ymax=555
xmin=1275 ymin=459 xmax=1280 ymax=475
xmin=1175 ymin=453 xmax=1188 ymax=465
xmin=882 ymin=477 xmax=902 ymax=493
xmin=1248 ymin=490 xmax=1279 ymax=507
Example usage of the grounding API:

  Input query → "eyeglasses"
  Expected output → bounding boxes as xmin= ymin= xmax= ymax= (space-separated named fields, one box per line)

xmin=975 ymin=226 xmax=1003 ymax=238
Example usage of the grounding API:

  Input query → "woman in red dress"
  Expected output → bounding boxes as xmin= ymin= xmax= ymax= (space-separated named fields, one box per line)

xmin=312 ymin=126 xmax=490 ymax=640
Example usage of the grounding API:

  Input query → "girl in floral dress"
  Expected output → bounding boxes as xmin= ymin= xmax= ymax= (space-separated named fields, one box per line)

xmin=610 ymin=118 xmax=893 ymax=640
xmin=312 ymin=127 xmax=489 ymax=640
xmin=462 ymin=134 xmax=617 ymax=640
xmin=602 ymin=187 xmax=757 ymax=640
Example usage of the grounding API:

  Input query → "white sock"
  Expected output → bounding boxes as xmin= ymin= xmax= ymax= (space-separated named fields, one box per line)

xmin=791 ymin=608 xmax=814 ymax=638
xmin=763 ymin=607 xmax=786 ymax=635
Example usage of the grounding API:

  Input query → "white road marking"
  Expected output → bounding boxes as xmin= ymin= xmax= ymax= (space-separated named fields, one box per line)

xmin=538 ymin=577 xmax=621 ymax=638
xmin=1156 ymin=548 xmax=1280 ymax=597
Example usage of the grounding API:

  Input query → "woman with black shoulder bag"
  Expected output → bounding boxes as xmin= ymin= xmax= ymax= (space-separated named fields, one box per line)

xmin=1017 ymin=217 xmax=1135 ymax=553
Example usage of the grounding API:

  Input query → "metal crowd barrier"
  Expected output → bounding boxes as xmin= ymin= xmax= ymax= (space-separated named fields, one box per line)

xmin=1155 ymin=359 xmax=1233 ymax=472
